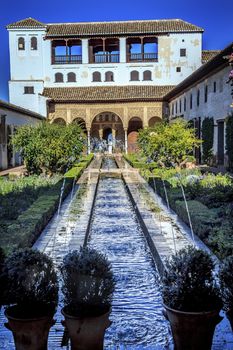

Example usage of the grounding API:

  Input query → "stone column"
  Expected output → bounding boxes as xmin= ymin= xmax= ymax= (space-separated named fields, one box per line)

xmin=87 ymin=128 xmax=91 ymax=154
xmin=124 ymin=128 xmax=128 ymax=154
xmin=99 ymin=128 xmax=103 ymax=140
xmin=120 ymin=38 xmax=127 ymax=63
xmin=112 ymin=128 xmax=116 ymax=148
xmin=82 ymin=39 xmax=89 ymax=64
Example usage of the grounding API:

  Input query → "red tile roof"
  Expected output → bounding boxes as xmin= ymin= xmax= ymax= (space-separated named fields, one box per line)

xmin=42 ymin=85 xmax=174 ymax=102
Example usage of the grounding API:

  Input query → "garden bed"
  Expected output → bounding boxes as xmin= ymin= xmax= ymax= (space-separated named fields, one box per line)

xmin=0 ymin=154 xmax=93 ymax=255
xmin=124 ymin=154 xmax=233 ymax=259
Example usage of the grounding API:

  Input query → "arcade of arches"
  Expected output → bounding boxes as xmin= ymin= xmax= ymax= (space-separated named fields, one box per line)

xmin=49 ymin=102 xmax=164 ymax=153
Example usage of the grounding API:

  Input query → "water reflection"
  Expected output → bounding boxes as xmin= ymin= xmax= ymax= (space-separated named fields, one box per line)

xmin=88 ymin=172 xmax=172 ymax=349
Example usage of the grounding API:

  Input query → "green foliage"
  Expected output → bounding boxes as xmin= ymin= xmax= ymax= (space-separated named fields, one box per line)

xmin=0 ymin=178 xmax=73 ymax=255
xmin=226 ymin=114 xmax=233 ymax=171
xmin=64 ymin=166 xmax=83 ymax=179
xmin=61 ymin=247 xmax=115 ymax=316
xmin=219 ymin=256 xmax=233 ymax=312
xmin=175 ymin=200 xmax=219 ymax=239
xmin=138 ymin=119 xmax=201 ymax=167
xmin=202 ymin=117 xmax=214 ymax=164
xmin=12 ymin=122 xmax=86 ymax=174
xmin=3 ymin=248 xmax=58 ymax=316
xmin=64 ymin=154 xmax=94 ymax=178
xmin=162 ymin=246 xmax=221 ymax=312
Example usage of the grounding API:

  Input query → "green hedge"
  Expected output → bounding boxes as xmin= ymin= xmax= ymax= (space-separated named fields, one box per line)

xmin=0 ymin=154 xmax=94 ymax=255
xmin=0 ymin=179 xmax=73 ymax=255
xmin=64 ymin=166 xmax=83 ymax=179
xmin=175 ymin=200 xmax=220 ymax=239
xmin=65 ymin=153 xmax=94 ymax=178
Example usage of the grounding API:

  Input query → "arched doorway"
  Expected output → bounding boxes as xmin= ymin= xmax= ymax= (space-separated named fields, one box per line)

xmin=91 ymin=112 xmax=124 ymax=152
xmin=72 ymin=118 xmax=87 ymax=133
xmin=53 ymin=118 xmax=66 ymax=125
xmin=127 ymin=117 xmax=143 ymax=153
xmin=148 ymin=116 xmax=161 ymax=127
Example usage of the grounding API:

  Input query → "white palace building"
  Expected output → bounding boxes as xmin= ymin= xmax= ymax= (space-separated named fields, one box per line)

xmin=5 ymin=17 xmax=233 ymax=162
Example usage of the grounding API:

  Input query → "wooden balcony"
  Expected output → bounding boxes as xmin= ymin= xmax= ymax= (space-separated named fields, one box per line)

xmin=127 ymin=53 xmax=158 ymax=62
xmin=90 ymin=53 xmax=120 ymax=63
xmin=52 ymin=55 xmax=82 ymax=64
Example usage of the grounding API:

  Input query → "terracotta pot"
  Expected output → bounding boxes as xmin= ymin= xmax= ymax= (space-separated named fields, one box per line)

xmin=62 ymin=307 xmax=111 ymax=350
xmin=5 ymin=306 xmax=56 ymax=350
xmin=163 ymin=304 xmax=223 ymax=350
xmin=226 ymin=310 xmax=233 ymax=332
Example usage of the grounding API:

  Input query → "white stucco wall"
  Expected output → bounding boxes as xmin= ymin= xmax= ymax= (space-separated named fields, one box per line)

xmin=169 ymin=65 xmax=233 ymax=158
xmin=8 ymin=26 xmax=203 ymax=116
xmin=0 ymin=105 xmax=42 ymax=169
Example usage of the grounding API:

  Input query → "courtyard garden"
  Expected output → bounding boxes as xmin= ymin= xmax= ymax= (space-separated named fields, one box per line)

xmin=125 ymin=117 xmax=233 ymax=259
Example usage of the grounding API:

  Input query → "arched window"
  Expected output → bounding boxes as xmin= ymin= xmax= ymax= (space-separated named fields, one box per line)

xmin=67 ymin=72 xmax=76 ymax=82
xmin=130 ymin=70 xmax=139 ymax=81
xmin=143 ymin=70 xmax=152 ymax=81
xmin=105 ymin=71 xmax=114 ymax=82
xmin=31 ymin=37 xmax=37 ymax=50
xmin=55 ymin=73 xmax=64 ymax=83
xmin=93 ymin=71 xmax=101 ymax=82
xmin=18 ymin=37 xmax=25 ymax=50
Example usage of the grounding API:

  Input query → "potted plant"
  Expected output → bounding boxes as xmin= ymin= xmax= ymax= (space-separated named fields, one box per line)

xmin=162 ymin=246 xmax=222 ymax=350
xmin=219 ymin=255 xmax=233 ymax=331
xmin=3 ymin=248 xmax=59 ymax=350
xmin=61 ymin=246 xmax=115 ymax=350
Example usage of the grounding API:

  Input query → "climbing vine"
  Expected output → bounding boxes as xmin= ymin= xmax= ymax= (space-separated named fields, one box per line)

xmin=226 ymin=114 xmax=233 ymax=171
xmin=201 ymin=117 xmax=214 ymax=164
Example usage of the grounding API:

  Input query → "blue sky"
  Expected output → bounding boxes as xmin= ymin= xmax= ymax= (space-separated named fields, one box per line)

xmin=0 ymin=0 xmax=232 ymax=101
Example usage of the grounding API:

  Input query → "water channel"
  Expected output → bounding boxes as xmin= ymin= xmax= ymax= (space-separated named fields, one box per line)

xmin=88 ymin=158 xmax=171 ymax=349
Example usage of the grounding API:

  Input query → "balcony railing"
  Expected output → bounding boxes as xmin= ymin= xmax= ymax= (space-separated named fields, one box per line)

xmin=90 ymin=53 xmax=120 ymax=63
xmin=127 ymin=53 xmax=158 ymax=62
xmin=52 ymin=55 xmax=82 ymax=64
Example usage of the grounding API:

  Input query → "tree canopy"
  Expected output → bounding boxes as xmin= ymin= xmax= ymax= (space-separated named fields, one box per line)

xmin=138 ymin=119 xmax=201 ymax=167
xmin=12 ymin=122 xmax=86 ymax=174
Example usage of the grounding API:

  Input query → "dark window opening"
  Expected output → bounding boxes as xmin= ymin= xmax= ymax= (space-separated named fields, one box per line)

xmin=176 ymin=67 xmax=181 ymax=72
xmin=184 ymin=97 xmax=186 ymax=111
xmin=67 ymin=72 xmax=76 ymax=82
xmin=180 ymin=48 xmax=186 ymax=57
xmin=93 ymin=71 xmax=101 ymax=82
xmin=190 ymin=94 xmax=193 ymax=109
xmin=197 ymin=89 xmax=200 ymax=106
xmin=204 ymin=85 xmax=208 ymax=103
xmin=213 ymin=81 xmax=217 ymax=93
xmin=143 ymin=70 xmax=152 ymax=81
xmin=179 ymin=99 xmax=182 ymax=113
xmin=130 ymin=70 xmax=139 ymax=81
xmin=18 ymin=37 xmax=25 ymax=50
xmin=55 ymin=73 xmax=64 ymax=83
xmin=31 ymin=37 xmax=37 ymax=50
xmin=24 ymin=86 xmax=34 ymax=94
xmin=105 ymin=71 xmax=114 ymax=82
